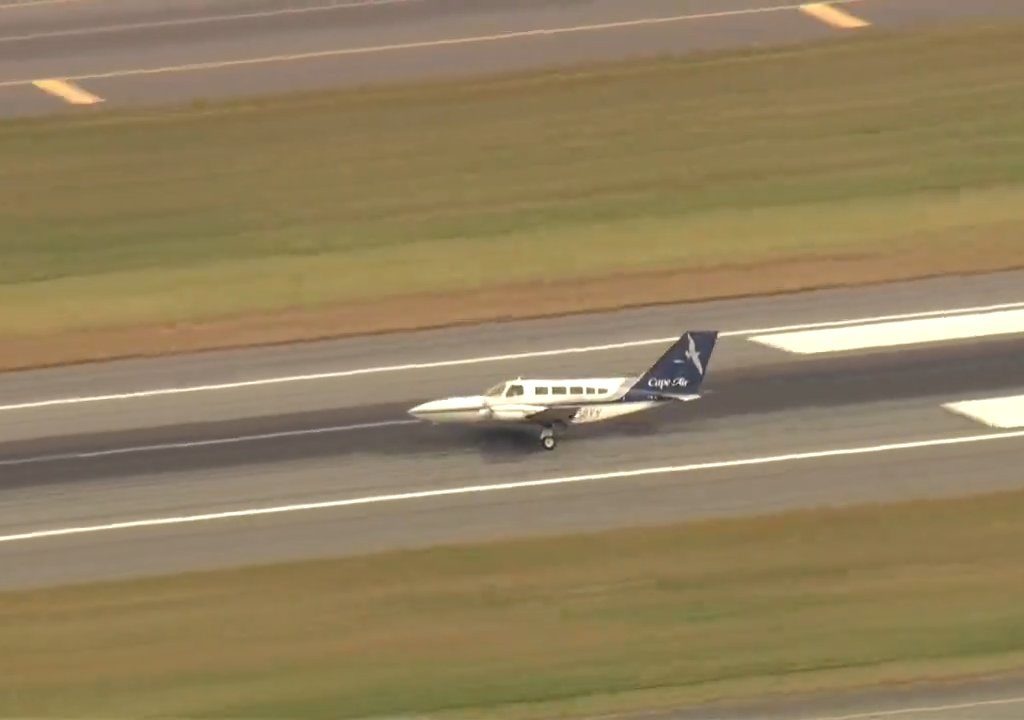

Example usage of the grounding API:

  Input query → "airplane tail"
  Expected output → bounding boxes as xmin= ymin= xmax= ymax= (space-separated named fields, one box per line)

xmin=631 ymin=331 xmax=718 ymax=398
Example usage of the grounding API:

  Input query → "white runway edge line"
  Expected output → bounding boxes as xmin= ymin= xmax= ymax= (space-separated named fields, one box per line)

xmin=944 ymin=394 xmax=1024 ymax=430
xmin=0 ymin=0 xmax=866 ymax=87
xmin=2 ymin=429 xmax=1023 ymax=544
xmin=750 ymin=307 xmax=1024 ymax=354
xmin=3 ymin=300 xmax=1024 ymax=413
xmin=0 ymin=0 xmax=87 ymax=9
xmin=0 ymin=420 xmax=417 ymax=467
xmin=0 ymin=0 xmax=424 ymax=44
xmin=815 ymin=695 xmax=1024 ymax=720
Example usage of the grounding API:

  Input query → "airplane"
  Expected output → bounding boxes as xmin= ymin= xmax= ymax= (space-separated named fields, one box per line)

xmin=407 ymin=330 xmax=718 ymax=450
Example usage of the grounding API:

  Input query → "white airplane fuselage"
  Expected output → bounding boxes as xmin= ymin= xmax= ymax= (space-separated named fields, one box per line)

xmin=406 ymin=330 xmax=719 ymax=450
xmin=408 ymin=376 xmax=660 ymax=425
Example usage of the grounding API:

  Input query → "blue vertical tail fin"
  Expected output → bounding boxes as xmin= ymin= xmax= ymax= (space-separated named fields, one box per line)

xmin=631 ymin=331 xmax=718 ymax=397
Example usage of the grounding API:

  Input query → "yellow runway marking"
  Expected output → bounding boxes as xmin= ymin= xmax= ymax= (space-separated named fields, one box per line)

xmin=31 ymin=78 xmax=103 ymax=104
xmin=799 ymin=2 xmax=869 ymax=28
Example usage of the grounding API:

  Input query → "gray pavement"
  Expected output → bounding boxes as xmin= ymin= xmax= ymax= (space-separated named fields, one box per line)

xmin=0 ymin=274 xmax=1022 ymax=720
xmin=1 ymin=271 xmax=1023 ymax=591
xmin=659 ymin=670 xmax=1024 ymax=719
xmin=2 ymin=0 xmax=1023 ymax=114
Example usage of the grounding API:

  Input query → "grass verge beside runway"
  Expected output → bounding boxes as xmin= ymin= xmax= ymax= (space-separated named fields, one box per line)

xmin=4 ymin=489 xmax=1024 ymax=718
xmin=2 ymin=23 xmax=1024 ymax=368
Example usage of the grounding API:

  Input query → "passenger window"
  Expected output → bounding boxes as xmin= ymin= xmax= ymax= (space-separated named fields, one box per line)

xmin=507 ymin=384 xmax=524 ymax=397
xmin=552 ymin=387 xmax=567 ymax=395
xmin=536 ymin=387 xmax=549 ymax=395
xmin=570 ymin=386 xmax=583 ymax=395
xmin=587 ymin=387 xmax=597 ymax=395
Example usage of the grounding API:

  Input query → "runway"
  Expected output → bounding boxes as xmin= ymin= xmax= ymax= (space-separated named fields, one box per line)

xmin=1 ymin=277 xmax=1023 ymax=720
xmin=666 ymin=671 xmax=1024 ymax=719
xmin=2 ymin=0 xmax=1023 ymax=114
xmin=2 ymin=269 xmax=1023 ymax=592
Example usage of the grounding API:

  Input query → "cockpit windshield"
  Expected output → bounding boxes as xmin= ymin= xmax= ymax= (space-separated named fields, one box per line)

xmin=485 ymin=382 xmax=507 ymax=397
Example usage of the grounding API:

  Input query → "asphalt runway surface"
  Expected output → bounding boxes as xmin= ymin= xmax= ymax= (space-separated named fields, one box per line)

xmin=2 ymin=271 xmax=1024 ymax=717
xmin=1 ymin=268 xmax=1023 ymax=591
xmin=2 ymin=0 xmax=1023 ymax=114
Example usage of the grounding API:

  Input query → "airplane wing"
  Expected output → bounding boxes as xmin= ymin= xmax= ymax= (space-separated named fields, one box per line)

xmin=484 ymin=403 xmax=586 ymax=425
xmin=483 ymin=403 xmax=554 ymax=422
xmin=523 ymin=406 xmax=583 ymax=425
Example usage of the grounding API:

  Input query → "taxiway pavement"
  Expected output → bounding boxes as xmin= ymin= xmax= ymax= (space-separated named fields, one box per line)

xmin=2 ymin=0 xmax=1022 ymax=114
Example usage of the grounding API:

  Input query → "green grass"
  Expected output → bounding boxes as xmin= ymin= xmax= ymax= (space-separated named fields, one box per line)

xmin=5 ymin=489 xmax=1024 ymax=718
xmin=1 ymin=23 xmax=1023 ymax=343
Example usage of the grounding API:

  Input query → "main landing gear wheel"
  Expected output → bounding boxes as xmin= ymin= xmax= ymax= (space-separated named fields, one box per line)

xmin=540 ymin=426 xmax=557 ymax=450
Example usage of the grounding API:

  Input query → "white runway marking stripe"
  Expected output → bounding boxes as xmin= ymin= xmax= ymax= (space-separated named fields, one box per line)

xmin=943 ymin=394 xmax=1024 ymax=430
xmin=0 ymin=0 xmax=86 ymax=8
xmin=2 ymin=301 xmax=1023 ymax=413
xmin=750 ymin=307 xmax=1024 ymax=355
xmin=0 ymin=0 xmax=424 ymax=43
xmin=2 ymin=429 xmax=1022 ymax=544
xmin=0 ymin=420 xmax=416 ymax=467
xmin=814 ymin=695 xmax=1024 ymax=719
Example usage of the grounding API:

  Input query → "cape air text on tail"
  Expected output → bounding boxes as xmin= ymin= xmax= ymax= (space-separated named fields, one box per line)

xmin=629 ymin=331 xmax=718 ymax=399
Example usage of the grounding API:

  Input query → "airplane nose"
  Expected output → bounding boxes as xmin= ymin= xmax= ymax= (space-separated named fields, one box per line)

xmin=407 ymin=396 xmax=485 ymax=422
xmin=408 ymin=399 xmax=446 ymax=419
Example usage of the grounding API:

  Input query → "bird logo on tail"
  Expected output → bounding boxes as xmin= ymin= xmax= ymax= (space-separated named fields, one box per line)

xmin=684 ymin=333 xmax=704 ymax=377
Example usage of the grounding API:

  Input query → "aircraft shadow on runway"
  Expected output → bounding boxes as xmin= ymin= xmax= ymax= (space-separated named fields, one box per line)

xmin=0 ymin=403 xmax=703 ymax=490
xmin=414 ymin=409 xmax=678 ymax=461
